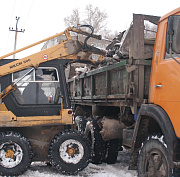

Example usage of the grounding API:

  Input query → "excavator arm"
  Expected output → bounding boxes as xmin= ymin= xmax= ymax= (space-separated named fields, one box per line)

xmin=0 ymin=26 xmax=106 ymax=99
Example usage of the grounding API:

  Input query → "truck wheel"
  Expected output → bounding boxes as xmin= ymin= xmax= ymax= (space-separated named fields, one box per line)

xmin=105 ymin=139 xmax=119 ymax=164
xmin=138 ymin=136 xmax=172 ymax=177
xmin=0 ymin=131 xmax=33 ymax=176
xmin=88 ymin=119 xmax=105 ymax=164
xmin=48 ymin=129 xmax=90 ymax=175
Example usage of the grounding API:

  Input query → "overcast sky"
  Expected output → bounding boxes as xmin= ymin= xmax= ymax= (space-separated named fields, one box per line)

xmin=0 ymin=0 xmax=179 ymax=58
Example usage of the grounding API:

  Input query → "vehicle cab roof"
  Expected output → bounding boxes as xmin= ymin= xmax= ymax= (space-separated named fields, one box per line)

xmin=160 ymin=7 xmax=180 ymax=22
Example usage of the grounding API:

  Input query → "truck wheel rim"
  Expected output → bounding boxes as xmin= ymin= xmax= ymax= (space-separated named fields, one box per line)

xmin=59 ymin=139 xmax=84 ymax=164
xmin=145 ymin=149 xmax=168 ymax=177
xmin=0 ymin=142 xmax=23 ymax=168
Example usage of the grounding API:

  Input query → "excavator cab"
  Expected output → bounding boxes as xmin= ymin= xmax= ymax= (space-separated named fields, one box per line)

xmin=0 ymin=59 xmax=70 ymax=117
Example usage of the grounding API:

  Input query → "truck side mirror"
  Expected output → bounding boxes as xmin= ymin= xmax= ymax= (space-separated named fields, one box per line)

xmin=166 ymin=15 xmax=180 ymax=55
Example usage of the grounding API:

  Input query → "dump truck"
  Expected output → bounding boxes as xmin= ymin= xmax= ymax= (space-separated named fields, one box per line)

xmin=67 ymin=8 xmax=180 ymax=176
xmin=0 ymin=25 xmax=106 ymax=176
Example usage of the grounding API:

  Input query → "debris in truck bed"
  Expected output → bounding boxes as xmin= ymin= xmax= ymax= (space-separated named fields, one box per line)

xmin=65 ymin=57 xmax=119 ymax=79
xmin=98 ymin=57 xmax=118 ymax=66
xmin=75 ymin=65 xmax=89 ymax=75
xmin=66 ymin=14 xmax=159 ymax=80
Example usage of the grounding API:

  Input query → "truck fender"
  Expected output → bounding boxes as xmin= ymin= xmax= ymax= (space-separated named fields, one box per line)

xmin=130 ymin=104 xmax=177 ymax=169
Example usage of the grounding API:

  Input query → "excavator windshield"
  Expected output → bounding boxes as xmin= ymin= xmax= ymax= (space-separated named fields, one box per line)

xmin=13 ymin=67 xmax=60 ymax=105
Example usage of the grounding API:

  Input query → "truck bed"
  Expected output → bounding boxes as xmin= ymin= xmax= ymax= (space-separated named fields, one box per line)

xmin=68 ymin=59 xmax=152 ymax=114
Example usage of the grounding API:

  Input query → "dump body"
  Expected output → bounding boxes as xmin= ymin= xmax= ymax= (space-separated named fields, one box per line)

xmin=68 ymin=59 xmax=152 ymax=114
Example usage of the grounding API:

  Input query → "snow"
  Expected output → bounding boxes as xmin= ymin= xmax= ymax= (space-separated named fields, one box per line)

xmin=151 ymin=135 xmax=167 ymax=148
xmin=20 ymin=150 xmax=137 ymax=177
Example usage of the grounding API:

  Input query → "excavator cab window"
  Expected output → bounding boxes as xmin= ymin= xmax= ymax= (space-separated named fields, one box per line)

xmin=13 ymin=67 xmax=61 ymax=105
xmin=165 ymin=15 xmax=180 ymax=59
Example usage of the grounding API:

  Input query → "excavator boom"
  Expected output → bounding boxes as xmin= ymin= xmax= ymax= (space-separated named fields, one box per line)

xmin=0 ymin=26 xmax=106 ymax=99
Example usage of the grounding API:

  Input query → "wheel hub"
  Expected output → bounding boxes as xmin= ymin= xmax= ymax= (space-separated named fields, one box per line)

xmin=59 ymin=139 xmax=84 ymax=164
xmin=145 ymin=149 xmax=167 ymax=177
xmin=5 ymin=149 xmax=14 ymax=159
xmin=0 ymin=142 xmax=23 ymax=168
xmin=67 ymin=147 xmax=75 ymax=157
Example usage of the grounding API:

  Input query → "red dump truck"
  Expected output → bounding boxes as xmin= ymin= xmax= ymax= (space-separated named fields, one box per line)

xmin=68 ymin=8 xmax=180 ymax=176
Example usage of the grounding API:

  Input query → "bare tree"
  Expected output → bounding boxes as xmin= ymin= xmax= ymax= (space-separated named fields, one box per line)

xmin=83 ymin=4 xmax=108 ymax=34
xmin=64 ymin=4 xmax=108 ymax=34
xmin=64 ymin=9 xmax=81 ymax=27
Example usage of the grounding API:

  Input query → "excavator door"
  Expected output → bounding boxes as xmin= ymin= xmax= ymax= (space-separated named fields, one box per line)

xmin=0 ymin=59 xmax=71 ymax=117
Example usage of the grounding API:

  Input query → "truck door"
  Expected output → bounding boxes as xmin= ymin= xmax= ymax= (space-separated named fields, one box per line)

xmin=150 ymin=15 xmax=180 ymax=137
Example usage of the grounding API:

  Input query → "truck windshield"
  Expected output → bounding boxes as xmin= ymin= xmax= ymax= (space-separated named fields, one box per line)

xmin=165 ymin=15 xmax=180 ymax=59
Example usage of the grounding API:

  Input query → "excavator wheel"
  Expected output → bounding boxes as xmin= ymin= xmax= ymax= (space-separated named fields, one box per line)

xmin=0 ymin=131 xmax=33 ymax=176
xmin=48 ymin=129 xmax=91 ymax=175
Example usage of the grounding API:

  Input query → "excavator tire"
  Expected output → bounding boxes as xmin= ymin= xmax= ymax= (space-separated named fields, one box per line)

xmin=0 ymin=131 xmax=33 ymax=176
xmin=48 ymin=129 xmax=91 ymax=175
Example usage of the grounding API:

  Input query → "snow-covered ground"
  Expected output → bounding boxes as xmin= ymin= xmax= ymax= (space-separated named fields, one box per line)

xmin=20 ymin=150 xmax=137 ymax=177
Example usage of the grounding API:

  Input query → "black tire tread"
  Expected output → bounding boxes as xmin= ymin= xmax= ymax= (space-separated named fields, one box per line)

xmin=105 ymin=139 xmax=119 ymax=164
xmin=48 ymin=129 xmax=90 ymax=175
xmin=90 ymin=119 xmax=105 ymax=164
xmin=138 ymin=135 xmax=172 ymax=177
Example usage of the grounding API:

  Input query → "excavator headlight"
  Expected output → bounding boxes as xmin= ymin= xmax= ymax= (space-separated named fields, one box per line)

xmin=68 ymin=110 xmax=72 ymax=114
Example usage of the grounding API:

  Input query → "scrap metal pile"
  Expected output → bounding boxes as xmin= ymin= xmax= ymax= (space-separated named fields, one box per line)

xmin=67 ymin=14 xmax=157 ymax=79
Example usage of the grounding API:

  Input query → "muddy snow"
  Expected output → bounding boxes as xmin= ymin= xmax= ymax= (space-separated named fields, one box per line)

xmin=20 ymin=150 xmax=137 ymax=177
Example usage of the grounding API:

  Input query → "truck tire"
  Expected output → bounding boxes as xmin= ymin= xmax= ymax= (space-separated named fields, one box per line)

xmin=105 ymin=139 xmax=119 ymax=164
xmin=0 ymin=131 xmax=33 ymax=176
xmin=138 ymin=136 xmax=172 ymax=177
xmin=88 ymin=119 xmax=106 ymax=164
xmin=48 ymin=129 xmax=90 ymax=175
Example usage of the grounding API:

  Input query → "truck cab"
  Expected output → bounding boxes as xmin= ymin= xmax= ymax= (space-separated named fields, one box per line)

xmin=150 ymin=10 xmax=180 ymax=137
xmin=132 ymin=8 xmax=180 ymax=176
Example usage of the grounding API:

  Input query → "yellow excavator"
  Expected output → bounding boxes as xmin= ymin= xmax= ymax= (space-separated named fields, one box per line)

xmin=0 ymin=25 xmax=105 ymax=176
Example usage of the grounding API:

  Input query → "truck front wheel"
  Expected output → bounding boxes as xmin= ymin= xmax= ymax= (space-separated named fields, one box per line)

xmin=0 ymin=131 xmax=33 ymax=176
xmin=138 ymin=136 xmax=172 ymax=177
xmin=48 ymin=129 xmax=90 ymax=175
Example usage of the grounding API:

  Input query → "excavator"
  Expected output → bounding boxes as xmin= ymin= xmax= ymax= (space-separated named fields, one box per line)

xmin=0 ymin=25 xmax=106 ymax=176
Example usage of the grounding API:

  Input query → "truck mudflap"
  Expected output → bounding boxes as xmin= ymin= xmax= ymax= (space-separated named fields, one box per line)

xmin=100 ymin=117 xmax=125 ymax=140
